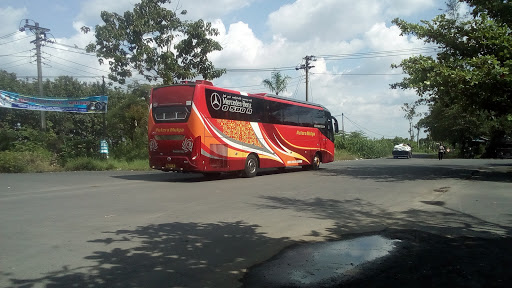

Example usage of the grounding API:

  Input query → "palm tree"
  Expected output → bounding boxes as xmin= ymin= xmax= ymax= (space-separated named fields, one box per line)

xmin=262 ymin=72 xmax=291 ymax=95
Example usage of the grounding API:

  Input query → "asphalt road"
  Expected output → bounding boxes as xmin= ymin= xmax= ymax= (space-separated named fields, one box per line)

xmin=1 ymin=157 xmax=511 ymax=287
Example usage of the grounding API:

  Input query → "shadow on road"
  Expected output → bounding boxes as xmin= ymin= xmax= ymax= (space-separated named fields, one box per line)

xmin=256 ymin=196 xmax=512 ymax=239
xmin=111 ymin=167 xmax=307 ymax=183
xmin=7 ymin=221 xmax=291 ymax=288
xmin=245 ymin=196 xmax=512 ymax=287
xmin=317 ymin=164 xmax=512 ymax=183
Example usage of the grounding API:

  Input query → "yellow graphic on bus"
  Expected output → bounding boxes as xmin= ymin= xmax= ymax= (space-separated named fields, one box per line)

xmin=296 ymin=130 xmax=316 ymax=137
xmin=156 ymin=128 xmax=185 ymax=133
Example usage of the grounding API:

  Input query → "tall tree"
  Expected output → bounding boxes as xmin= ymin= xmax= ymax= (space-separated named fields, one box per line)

xmin=464 ymin=0 xmax=512 ymax=26
xmin=262 ymin=72 xmax=291 ymax=95
xmin=391 ymin=1 xmax=512 ymax=147
xmin=82 ymin=0 xmax=225 ymax=85
xmin=401 ymin=103 xmax=419 ymax=142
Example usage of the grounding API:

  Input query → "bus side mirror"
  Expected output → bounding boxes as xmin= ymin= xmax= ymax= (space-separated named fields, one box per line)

xmin=332 ymin=117 xmax=339 ymax=133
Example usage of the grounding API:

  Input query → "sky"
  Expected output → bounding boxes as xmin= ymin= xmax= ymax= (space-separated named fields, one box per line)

xmin=0 ymin=0 xmax=449 ymax=139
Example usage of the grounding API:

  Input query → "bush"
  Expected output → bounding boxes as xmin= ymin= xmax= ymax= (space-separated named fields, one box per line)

xmin=0 ymin=150 xmax=54 ymax=173
xmin=335 ymin=132 xmax=394 ymax=159
xmin=110 ymin=139 xmax=147 ymax=161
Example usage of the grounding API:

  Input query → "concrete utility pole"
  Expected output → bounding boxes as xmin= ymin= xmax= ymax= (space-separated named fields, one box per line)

xmin=342 ymin=113 xmax=345 ymax=135
xmin=296 ymin=55 xmax=315 ymax=101
xmin=19 ymin=20 xmax=51 ymax=130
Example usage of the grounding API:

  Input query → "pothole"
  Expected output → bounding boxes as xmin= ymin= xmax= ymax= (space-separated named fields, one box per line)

xmin=243 ymin=235 xmax=400 ymax=287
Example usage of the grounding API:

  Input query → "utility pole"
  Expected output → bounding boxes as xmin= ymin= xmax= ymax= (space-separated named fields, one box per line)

xmin=19 ymin=19 xmax=52 ymax=130
xmin=102 ymin=76 xmax=107 ymax=140
xmin=342 ymin=113 xmax=345 ymax=135
xmin=296 ymin=55 xmax=315 ymax=101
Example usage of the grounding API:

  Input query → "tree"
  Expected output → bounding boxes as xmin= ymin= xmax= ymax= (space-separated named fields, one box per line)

xmin=417 ymin=102 xmax=490 ymax=149
xmin=391 ymin=1 xmax=512 ymax=149
xmin=464 ymin=0 xmax=512 ymax=26
xmin=391 ymin=13 xmax=512 ymax=117
xmin=82 ymin=0 xmax=225 ymax=85
xmin=262 ymin=72 xmax=291 ymax=95
xmin=401 ymin=103 xmax=419 ymax=142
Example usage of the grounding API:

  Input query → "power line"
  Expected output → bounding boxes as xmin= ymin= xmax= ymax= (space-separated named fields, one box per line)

xmin=0 ymin=57 xmax=32 ymax=67
xmin=0 ymin=31 xmax=19 ymax=39
xmin=312 ymin=72 xmax=406 ymax=76
xmin=0 ymin=35 xmax=32 ymax=46
xmin=0 ymin=49 xmax=33 ymax=57
xmin=45 ymin=45 xmax=96 ymax=57
xmin=291 ymin=74 xmax=304 ymax=99
xmin=318 ymin=47 xmax=439 ymax=59
xmin=44 ymin=57 xmax=105 ymax=76
xmin=42 ymin=51 xmax=110 ymax=73
xmin=223 ymin=66 xmax=297 ymax=72
xmin=15 ymin=75 xmax=104 ymax=79
xmin=2 ymin=60 xmax=32 ymax=70
xmin=49 ymin=42 xmax=87 ymax=51
xmin=343 ymin=114 xmax=394 ymax=138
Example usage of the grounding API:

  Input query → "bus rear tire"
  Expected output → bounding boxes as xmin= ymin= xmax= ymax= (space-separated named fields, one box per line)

xmin=243 ymin=154 xmax=258 ymax=178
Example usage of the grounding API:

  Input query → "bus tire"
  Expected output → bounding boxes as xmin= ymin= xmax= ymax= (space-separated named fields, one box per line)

xmin=243 ymin=154 xmax=258 ymax=178
xmin=311 ymin=153 xmax=321 ymax=170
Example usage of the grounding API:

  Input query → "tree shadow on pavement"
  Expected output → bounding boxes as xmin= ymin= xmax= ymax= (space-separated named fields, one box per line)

xmin=256 ymin=196 xmax=512 ymax=238
xmin=248 ymin=196 xmax=512 ymax=287
xmin=7 ymin=221 xmax=291 ymax=288
xmin=317 ymin=164 xmax=512 ymax=183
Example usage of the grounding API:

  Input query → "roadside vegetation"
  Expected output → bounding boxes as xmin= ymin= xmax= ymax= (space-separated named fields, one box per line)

xmin=334 ymin=132 xmax=436 ymax=161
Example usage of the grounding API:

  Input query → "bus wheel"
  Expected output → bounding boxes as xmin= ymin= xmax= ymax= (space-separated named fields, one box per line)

xmin=311 ymin=153 xmax=321 ymax=170
xmin=243 ymin=154 xmax=258 ymax=178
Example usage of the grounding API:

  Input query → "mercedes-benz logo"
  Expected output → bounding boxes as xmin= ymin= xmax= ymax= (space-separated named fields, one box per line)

xmin=210 ymin=93 xmax=222 ymax=110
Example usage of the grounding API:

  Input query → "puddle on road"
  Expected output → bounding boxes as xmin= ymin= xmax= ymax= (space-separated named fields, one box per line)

xmin=244 ymin=235 xmax=400 ymax=287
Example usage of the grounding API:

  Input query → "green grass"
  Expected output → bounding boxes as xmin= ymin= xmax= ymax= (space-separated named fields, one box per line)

xmin=63 ymin=157 xmax=117 ymax=171
xmin=0 ymin=151 xmax=58 ymax=173
xmin=105 ymin=159 xmax=152 ymax=171
xmin=63 ymin=157 xmax=152 ymax=172
xmin=0 ymin=152 xmax=151 ymax=173
xmin=334 ymin=149 xmax=358 ymax=161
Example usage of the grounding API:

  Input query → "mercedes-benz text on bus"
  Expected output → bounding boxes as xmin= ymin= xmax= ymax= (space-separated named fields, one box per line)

xmin=148 ymin=80 xmax=339 ymax=177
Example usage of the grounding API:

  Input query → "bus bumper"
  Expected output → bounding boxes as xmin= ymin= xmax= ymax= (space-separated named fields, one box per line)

xmin=149 ymin=155 xmax=198 ymax=172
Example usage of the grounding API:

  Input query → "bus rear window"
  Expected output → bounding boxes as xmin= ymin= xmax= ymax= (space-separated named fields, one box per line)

xmin=153 ymin=105 xmax=190 ymax=123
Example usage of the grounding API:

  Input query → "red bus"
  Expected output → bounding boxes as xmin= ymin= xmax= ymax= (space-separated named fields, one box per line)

xmin=148 ymin=80 xmax=339 ymax=177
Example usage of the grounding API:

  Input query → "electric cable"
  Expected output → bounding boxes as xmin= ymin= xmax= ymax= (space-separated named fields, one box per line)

xmin=343 ymin=114 xmax=395 ymax=138
xmin=0 ymin=35 xmax=32 ymax=46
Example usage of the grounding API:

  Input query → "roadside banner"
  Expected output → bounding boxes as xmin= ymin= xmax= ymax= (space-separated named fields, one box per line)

xmin=0 ymin=90 xmax=108 ymax=113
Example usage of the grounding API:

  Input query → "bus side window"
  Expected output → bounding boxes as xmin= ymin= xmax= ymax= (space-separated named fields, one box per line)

xmin=266 ymin=101 xmax=283 ymax=125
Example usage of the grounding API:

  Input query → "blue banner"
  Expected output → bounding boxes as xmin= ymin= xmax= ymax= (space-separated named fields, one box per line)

xmin=0 ymin=90 xmax=108 ymax=113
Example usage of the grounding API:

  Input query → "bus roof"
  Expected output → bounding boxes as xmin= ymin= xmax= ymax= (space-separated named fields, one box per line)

xmin=152 ymin=81 xmax=330 ymax=113
xmin=256 ymin=93 xmax=328 ymax=111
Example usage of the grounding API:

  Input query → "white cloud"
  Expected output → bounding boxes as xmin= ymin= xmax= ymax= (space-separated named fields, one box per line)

xmin=76 ymin=0 xmax=136 ymax=25
xmin=267 ymin=0 xmax=440 ymax=42
xmin=177 ymin=0 xmax=253 ymax=20
xmin=268 ymin=0 xmax=383 ymax=42
xmin=0 ymin=6 xmax=27 ymax=35
xmin=76 ymin=0 xmax=253 ymax=25
xmin=211 ymin=21 xmax=264 ymax=67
